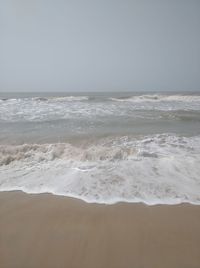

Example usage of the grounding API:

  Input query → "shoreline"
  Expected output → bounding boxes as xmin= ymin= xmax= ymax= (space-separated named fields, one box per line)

xmin=1 ymin=190 xmax=200 ymax=206
xmin=1 ymin=191 xmax=200 ymax=268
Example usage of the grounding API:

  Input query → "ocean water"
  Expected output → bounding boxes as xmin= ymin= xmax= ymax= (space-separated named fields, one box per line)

xmin=0 ymin=91 xmax=200 ymax=205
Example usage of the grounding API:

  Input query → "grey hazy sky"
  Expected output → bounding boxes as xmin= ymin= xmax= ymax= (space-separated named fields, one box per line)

xmin=1 ymin=0 xmax=200 ymax=92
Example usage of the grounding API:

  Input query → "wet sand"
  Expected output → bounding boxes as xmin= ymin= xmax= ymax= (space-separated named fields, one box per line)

xmin=0 ymin=191 xmax=200 ymax=268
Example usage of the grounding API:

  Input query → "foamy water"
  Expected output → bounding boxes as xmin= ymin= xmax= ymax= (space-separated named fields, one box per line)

xmin=0 ymin=92 xmax=200 ymax=205
xmin=1 ymin=94 xmax=200 ymax=123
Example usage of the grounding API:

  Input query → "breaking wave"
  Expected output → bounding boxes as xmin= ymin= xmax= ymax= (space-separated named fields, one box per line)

xmin=110 ymin=94 xmax=200 ymax=102
xmin=1 ymin=94 xmax=200 ymax=123
xmin=1 ymin=134 xmax=200 ymax=205
xmin=0 ymin=96 xmax=89 ymax=102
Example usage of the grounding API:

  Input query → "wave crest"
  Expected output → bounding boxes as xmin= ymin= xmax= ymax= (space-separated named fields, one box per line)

xmin=110 ymin=94 xmax=200 ymax=102
xmin=0 ymin=134 xmax=199 ymax=166
xmin=0 ymin=143 xmax=138 ymax=166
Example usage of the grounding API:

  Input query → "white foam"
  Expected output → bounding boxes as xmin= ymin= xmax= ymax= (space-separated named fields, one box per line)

xmin=1 ymin=134 xmax=200 ymax=205
xmin=1 ymin=94 xmax=200 ymax=122
xmin=47 ymin=96 xmax=89 ymax=102
xmin=110 ymin=94 xmax=200 ymax=102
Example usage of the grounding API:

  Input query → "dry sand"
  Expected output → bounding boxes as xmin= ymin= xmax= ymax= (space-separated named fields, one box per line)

xmin=0 ymin=191 xmax=200 ymax=268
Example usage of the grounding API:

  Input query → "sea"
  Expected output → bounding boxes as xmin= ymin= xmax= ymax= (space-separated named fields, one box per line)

xmin=0 ymin=91 xmax=200 ymax=205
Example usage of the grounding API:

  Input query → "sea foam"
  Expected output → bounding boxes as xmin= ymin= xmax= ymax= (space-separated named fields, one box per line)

xmin=1 ymin=94 xmax=200 ymax=122
xmin=1 ymin=134 xmax=200 ymax=205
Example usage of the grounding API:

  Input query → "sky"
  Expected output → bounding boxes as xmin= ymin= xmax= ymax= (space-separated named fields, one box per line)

xmin=0 ymin=0 xmax=200 ymax=92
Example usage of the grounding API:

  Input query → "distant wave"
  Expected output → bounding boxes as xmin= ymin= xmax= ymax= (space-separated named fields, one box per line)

xmin=1 ymin=134 xmax=200 ymax=205
xmin=0 ymin=96 xmax=89 ymax=102
xmin=110 ymin=94 xmax=200 ymax=102
xmin=30 ymin=96 xmax=89 ymax=102
xmin=44 ymin=96 xmax=89 ymax=102
xmin=2 ymin=94 xmax=200 ymax=103
xmin=1 ymin=94 xmax=200 ymax=123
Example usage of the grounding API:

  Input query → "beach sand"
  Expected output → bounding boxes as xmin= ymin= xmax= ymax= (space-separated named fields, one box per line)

xmin=0 ymin=191 xmax=200 ymax=268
